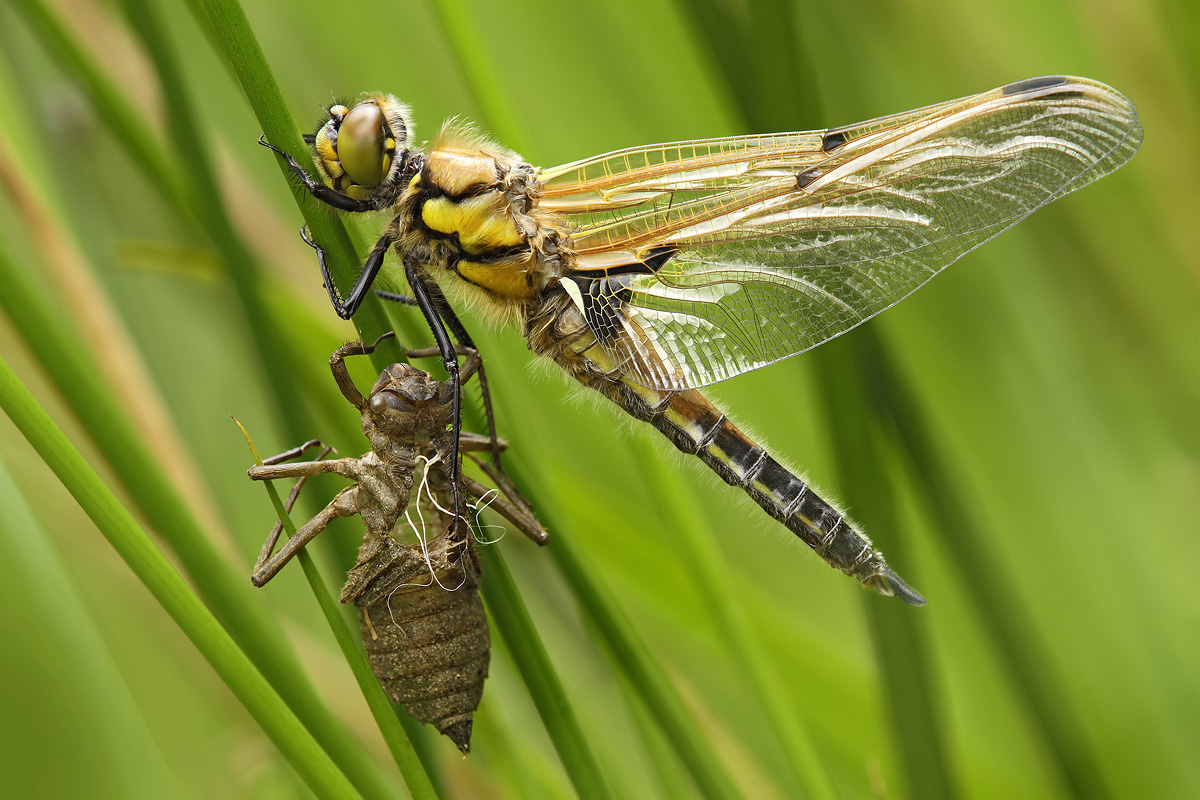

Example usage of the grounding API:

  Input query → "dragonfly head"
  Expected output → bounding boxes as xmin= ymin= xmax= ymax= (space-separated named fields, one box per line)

xmin=310 ymin=94 xmax=415 ymax=202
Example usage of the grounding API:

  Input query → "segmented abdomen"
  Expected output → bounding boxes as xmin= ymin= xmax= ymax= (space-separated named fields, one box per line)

xmin=526 ymin=291 xmax=924 ymax=604
xmin=340 ymin=529 xmax=489 ymax=752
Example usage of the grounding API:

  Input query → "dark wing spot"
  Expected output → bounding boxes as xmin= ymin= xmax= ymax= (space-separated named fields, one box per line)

xmin=567 ymin=249 xmax=679 ymax=345
xmin=821 ymin=131 xmax=848 ymax=152
xmin=1002 ymin=76 xmax=1068 ymax=96
xmin=796 ymin=168 xmax=822 ymax=189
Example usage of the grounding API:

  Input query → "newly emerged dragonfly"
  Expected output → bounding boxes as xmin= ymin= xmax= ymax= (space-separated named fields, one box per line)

xmin=264 ymin=76 xmax=1142 ymax=605
xmin=248 ymin=333 xmax=547 ymax=752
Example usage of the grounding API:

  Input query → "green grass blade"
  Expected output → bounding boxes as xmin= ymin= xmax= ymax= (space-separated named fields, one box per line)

xmin=0 ymin=355 xmax=359 ymax=800
xmin=197 ymin=0 xmax=398 ymax=363
xmin=0 ymin=240 xmax=397 ymax=800
xmin=0 ymin=456 xmax=172 ymax=798
xmin=427 ymin=0 xmax=524 ymax=146
xmin=543 ymin=524 xmax=742 ymax=800
xmin=118 ymin=0 xmax=319 ymax=442
xmin=498 ymin=453 xmax=741 ymax=799
xmin=11 ymin=0 xmax=185 ymax=204
xmin=238 ymin=422 xmax=440 ymax=800
xmin=478 ymin=544 xmax=613 ymax=800
xmin=631 ymin=438 xmax=838 ymax=800
xmin=864 ymin=332 xmax=1116 ymax=800
xmin=812 ymin=340 xmax=959 ymax=800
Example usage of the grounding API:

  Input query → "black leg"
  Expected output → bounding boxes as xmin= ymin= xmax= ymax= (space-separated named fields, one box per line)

xmin=377 ymin=285 xmax=505 ymax=472
xmin=421 ymin=281 xmax=505 ymax=472
xmin=404 ymin=257 xmax=465 ymax=532
xmin=301 ymin=227 xmax=396 ymax=320
xmin=375 ymin=290 xmax=418 ymax=307
xmin=259 ymin=137 xmax=373 ymax=213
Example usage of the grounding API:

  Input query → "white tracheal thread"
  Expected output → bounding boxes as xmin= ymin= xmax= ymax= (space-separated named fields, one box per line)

xmin=385 ymin=453 xmax=470 ymax=632
xmin=467 ymin=488 xmax=508 ymax=545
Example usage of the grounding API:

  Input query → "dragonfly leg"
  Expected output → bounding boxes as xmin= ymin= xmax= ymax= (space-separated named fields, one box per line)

xmin=258 ymin=137 xmax=373 ymax=213
xmin=404 ymin=257 xmax=465 ymax=533
xmin=375 ymin=290 xmax=418 ymax=307
xmin=248 ymin=457 xmax=360 ymax=482
xmin=260 ymin=439 xmax=328 ymax=466
xmin=379 ymin=284 xmax=505 ymax=472
xmin=252 ymin=485 xmax=360 ymax=587
xmin=300 ymin=225 xmax=396 ymax=320
xmin=329 ymin=331 xmax=399 ymax=409
xmin=460 ymin=473 xmax=548 ymax=546
xmin=251 ymin=443 xmax=336 ymax=580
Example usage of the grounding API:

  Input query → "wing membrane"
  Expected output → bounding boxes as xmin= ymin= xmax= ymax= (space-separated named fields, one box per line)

xmin=541 ymin=76 xmax=1143 ymax=390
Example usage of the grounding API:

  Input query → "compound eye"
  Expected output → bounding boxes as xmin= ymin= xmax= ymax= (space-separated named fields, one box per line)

xmin=338 ymin=102 xmax=388 ymax=187
xmin=370 ymin=391 xmax=412 ymax=415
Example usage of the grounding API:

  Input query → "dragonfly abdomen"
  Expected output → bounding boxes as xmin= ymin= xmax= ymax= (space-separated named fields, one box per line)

xmin=527 ymin=292 xmax=924 ymax=604
xmin=649 ymin=387 xmax=923 ymax=604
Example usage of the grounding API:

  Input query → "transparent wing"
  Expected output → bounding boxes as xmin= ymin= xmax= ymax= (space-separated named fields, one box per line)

xmin=540 ymin=76 xmax=1143 ymax=390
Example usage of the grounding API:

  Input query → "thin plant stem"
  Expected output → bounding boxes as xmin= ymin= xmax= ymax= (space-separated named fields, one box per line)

xmin=0 ymin=354 xmax=360 ymax=800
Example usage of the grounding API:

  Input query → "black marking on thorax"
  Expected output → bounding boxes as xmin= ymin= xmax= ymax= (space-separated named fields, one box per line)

xmin=417 ymin=179 xmax=498 ymax=205
xmin=565 ymin=245 xmax=679 ymax=345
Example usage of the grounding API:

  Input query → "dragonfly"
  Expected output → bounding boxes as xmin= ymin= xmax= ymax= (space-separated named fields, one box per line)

xmin=262 ymin=75 xmax=1142 ymax=605
xmin=248 ymin=332 xmax=547 ymax=752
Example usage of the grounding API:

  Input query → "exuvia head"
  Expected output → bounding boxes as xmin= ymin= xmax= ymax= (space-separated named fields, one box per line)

xmin=365 ymin=363 xmax=447 ymax=437
xmin=369 ymin=363 xmax=435 ymax=413
xmin=310 ymin=94 xmax=414 ymax=201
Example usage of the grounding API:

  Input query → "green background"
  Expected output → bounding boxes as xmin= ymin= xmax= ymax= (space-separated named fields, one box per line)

xmin=0 ymin=0 xmax=1196 ymax=797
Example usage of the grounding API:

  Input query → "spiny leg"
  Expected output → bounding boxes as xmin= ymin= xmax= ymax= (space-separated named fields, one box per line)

xmin=330 ymin=331 xmax=398 ymax=409
xmin=301 ymin=225 xmax=396 ymax=320
xmin=378 ymin=285 xmax=505 ymax=472
xmin=465 ymin=451 xmax=535 ymax=526
xmin=261 ymin=439 xmax=328 ymax=466
xmin=460 ymin=473 xmax=548 ymax=546
xmin=252 ymin=486 xmax=360 ymax=587
xmin=259 ymin=137 xmax=373 ymax=212
xmin=254 ymin=444 xmax=335 ymax=578
xmin=404 ymin=256 xmax=465 ymax=534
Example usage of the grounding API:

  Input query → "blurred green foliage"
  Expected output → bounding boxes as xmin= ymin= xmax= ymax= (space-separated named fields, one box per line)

xmin=0 ymin=0 xmax=1196 ymax=797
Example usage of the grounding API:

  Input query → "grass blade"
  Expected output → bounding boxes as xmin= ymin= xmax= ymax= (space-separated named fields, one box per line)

xmin=0 ymin=456 xmax=172 ymax=798
xmin=0 ymin=238 xmax=397 ymax=799
xmin=478 ymin=544 xmax=613 ymax=800
xmin=542 ymin=522 xmax=742 ymax=800
xmin=864 ymin=332 xmax=1116 ymax=800
xmin=0 ymin=354 xmax=359 ymax=800
xmin=197 ymin=0 xmax=398 ymax=361
xmin=238 ymin=421 xmax=440 ymax=800
xmin=631 ymin=438 xmax=839 ymax=800
xmin=812 ymin=340 xmax=959 ymax=799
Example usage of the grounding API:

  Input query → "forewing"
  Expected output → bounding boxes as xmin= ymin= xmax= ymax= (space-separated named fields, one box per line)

xmin=541 ymin=76 xmax=1143 ymax=390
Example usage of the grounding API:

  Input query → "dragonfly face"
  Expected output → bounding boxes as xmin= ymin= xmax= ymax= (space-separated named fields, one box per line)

xmin=269 ymin=76 xmax=1142 ymax=604
xmin=308 ymin=93 xmax=416 ymax=206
